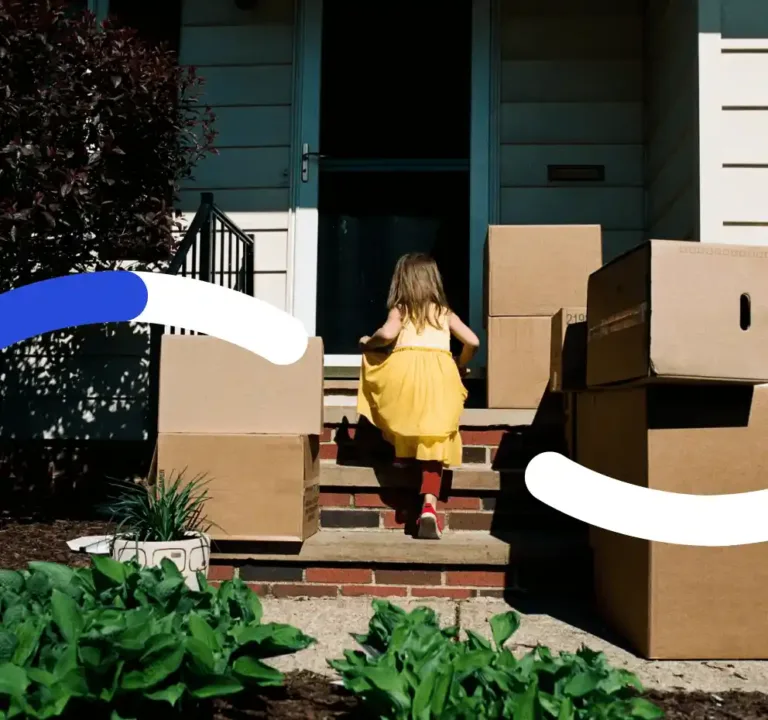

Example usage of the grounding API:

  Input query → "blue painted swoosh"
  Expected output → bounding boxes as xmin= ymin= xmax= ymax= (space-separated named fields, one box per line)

xmin=0 ymin=272 xmax=148 ymax=351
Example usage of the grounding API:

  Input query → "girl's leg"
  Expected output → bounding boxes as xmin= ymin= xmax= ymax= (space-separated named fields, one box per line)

xmin=417 ymin=461 xmax=443 ymax=539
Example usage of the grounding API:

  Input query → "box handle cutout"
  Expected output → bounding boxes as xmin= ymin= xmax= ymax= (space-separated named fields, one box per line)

xmin=740 ymin=293 xmax=751 ymax=331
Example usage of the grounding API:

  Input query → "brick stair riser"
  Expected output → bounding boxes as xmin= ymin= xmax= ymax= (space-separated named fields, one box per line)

xmin=321 ymin=424 xmax=568 ymax=467
xmin=318 ymin=488 xmax=583 ymax=532
xmin=207 ymin=559 xmax=593 ymax=600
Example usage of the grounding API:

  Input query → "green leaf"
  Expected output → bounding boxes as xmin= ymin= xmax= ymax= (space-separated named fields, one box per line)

xmin=430 ymin=667 xmax=453 ymax=716
xmin=51 ymin=590 xmax=83 ymax=643
xmin=489 ymin=611 xmax=520 ymax=650
xmin=0 ymin=633 xmax=18 ymax=664
xmin=185 ymin=637 xmax=215 ymax=675
xmin=557 ymin=697 xmax=575 ymax=720
xmin=54 ymin=645 xmax=78 ymax=680
xmin=358 ymin=667 xmax=410 ymax=713
xmin=27 ymin=563 xmax=75 ymax=591
xmin=0 ymin=571 xmax=24 ymax=594
xmin=91 ymin=556 xmax=128 ymax=586
xmin=0 ymin=664 xmax=28 ymax=698
xmin=464 ymin=629 xmax=492 ymax=652
xmin=188 ymin=612 xmax=220 ymax=652
xmin=121 ymin=645 xmax=185 ymax=690
xmin=190 ymin=675 xmax=244 ymax=698
xmin=236 ymin=623 xmax=315 ymax=658
xmin=563 ymin=671 xmax=600 ymax=698
xmin=146 ymin=682 xmax=186 ymax=706
xmin=12 ymin=618 xmax=43 ymax=667
xmin=412 ymin=672 xmax=436 ymax=720
xmin=232 ymin=656 xmax=283 ymax=687
xmin=515 ymin=679 xmax=537 ymax=720
xmin=629 ymin=698 xmax=665 ymax=719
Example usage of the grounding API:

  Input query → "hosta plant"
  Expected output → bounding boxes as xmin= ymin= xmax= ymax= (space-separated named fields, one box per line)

xmin=330 ymin=600 xmax=664 ymax=720
xmin=0 ymin=557 xmax=314 ymax=718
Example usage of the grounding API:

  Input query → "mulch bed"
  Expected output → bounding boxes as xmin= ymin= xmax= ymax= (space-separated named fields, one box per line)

xmin=210 ymin=676 xmax=768 ymax=719
xmin=3 ymin=520 xmax=768 ymax=718
xmin=0 ymin=517 xmax=114 ymax=569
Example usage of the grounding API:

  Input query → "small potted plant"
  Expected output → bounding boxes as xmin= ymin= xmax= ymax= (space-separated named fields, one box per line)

xmin=107 ymin=470 xmax=212 ymax=590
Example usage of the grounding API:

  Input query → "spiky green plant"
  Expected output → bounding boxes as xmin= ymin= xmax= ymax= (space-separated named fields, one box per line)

xmin=107 ymin=470 xmax=213 ymax=542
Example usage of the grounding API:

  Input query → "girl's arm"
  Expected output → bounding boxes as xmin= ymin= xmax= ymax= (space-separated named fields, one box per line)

xmin=449 ymin=312 xmax=480 ymax=368
xmin=359 ymin=308 xmax=402 ymax=350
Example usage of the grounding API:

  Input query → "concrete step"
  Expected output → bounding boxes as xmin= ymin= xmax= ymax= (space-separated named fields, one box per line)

xmin=209 ymin=529 xmax=591 ymax=599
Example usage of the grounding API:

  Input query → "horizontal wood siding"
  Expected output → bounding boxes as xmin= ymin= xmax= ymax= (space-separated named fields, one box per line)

xmin=498 ymin=0 xmax=644 ymax=262
xmin=179 ymin=0 xmax=293 ymax=309
xmin=644 ymin=0 xmax=698 ymax=241
xmin=720 ymin=0 xmax=768 ymax=244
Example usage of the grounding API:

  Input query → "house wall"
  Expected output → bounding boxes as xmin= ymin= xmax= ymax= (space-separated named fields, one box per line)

xmin=716 ymin=0 xmax=768 ymax=245
xmin=498 ymin=0 xmax=645 ymax=262
xmin=178 ymin=0 xmax=295 ymax=310
xmin=644 ymin=0 xmax=699 ymax=240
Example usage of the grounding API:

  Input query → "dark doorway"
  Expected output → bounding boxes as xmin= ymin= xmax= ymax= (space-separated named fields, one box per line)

xmin=316 ymin=1 xmax=472 ymax=355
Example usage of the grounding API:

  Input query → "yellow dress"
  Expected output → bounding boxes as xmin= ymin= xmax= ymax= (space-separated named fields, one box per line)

xmin=357 ymin=308 xmax=468 ymax=468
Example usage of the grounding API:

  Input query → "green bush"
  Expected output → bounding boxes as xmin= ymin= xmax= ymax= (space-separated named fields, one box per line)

xmin=330 ymin=600 xmax=663 ymax=720
xmin=0 ymin=557 xmax=314 ymax=718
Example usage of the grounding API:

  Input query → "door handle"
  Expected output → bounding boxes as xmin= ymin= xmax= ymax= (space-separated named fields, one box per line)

xmin=301 ymin=143 xmax=327 ymax=182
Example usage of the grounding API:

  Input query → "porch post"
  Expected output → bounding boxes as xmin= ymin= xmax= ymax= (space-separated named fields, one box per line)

xmin=469 ymin=0 xmax=496 ymax=369
xmin=696 ymin=0 xmax=722 ymax=243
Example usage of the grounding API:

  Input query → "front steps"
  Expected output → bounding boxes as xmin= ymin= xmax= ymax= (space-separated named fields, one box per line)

xmin=209 ymin=399 xmax=590 ymax=600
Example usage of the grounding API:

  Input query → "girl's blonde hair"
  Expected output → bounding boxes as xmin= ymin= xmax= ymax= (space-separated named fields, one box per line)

xmin=387 ymin=253 xmax=450 ymax=332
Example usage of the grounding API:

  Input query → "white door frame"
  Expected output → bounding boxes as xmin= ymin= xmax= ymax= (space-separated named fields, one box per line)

xmin=290 ymin=0 xmax=496 ymax=372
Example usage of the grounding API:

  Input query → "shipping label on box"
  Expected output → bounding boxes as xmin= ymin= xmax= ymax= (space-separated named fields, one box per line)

xmin=550 ymin=306 xmax=587 ymax=393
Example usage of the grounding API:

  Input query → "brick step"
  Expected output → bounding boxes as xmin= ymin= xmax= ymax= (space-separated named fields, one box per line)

xmin=321 ymin=415 xmax=568 ymax=468
xmin=320 ymin=461 xmax=503 ymax=491
xmin=318 ymin=461 xmax=579 ymax=533
xmin=210 ymin=529 xmax=591 ymax=599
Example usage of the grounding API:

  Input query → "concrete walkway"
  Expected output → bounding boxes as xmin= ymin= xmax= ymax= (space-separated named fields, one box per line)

xmin=264 ymin=597 xmax=768 ymax=693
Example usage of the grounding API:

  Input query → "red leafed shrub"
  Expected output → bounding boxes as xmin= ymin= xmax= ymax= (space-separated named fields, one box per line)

xmin=0 ymin=0 xmax=216 ymax=291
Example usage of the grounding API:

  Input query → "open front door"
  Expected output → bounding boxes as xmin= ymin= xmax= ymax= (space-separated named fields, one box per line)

xmin=293 ymin=0 xmax=486 ymax=378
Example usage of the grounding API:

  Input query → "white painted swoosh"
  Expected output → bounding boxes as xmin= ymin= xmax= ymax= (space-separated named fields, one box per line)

xmin=134 ymin=272 xmax=308 ymax=365
xmin=525 ymin=452 xmax=768 ymax=547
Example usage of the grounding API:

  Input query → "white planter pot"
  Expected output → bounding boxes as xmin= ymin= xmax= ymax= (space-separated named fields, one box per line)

xmin=111 ymin=532 xmax=211 ymax=590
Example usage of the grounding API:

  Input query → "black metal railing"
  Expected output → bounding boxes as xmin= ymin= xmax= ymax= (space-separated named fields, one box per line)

xmin=165 ymin=192 xmax=255 ymax=334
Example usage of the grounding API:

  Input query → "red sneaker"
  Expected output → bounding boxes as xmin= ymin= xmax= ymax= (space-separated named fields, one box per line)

xmin=417 ymin=504 xmax=442 ymax=540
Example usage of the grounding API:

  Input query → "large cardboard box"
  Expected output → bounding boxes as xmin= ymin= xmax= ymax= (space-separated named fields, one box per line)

xmin=159 ymin=335 xmax=324 ymax=435
xmin=550 ymin=307 xmax=587 ymax=392
xmin=486 ymin=225 xmax=602 ymax=317
xmin=488 ymin=317 xmax=551 ymax=409
xmin=578 ymin=385 xmax=768 ymax=659
xmin=587 ymin=239 xmax=768 ymax=387
xmin=155 ymin=433 xmax=320 ymax=543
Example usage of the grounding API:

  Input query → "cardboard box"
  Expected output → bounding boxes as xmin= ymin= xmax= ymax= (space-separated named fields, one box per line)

xmin=563 ymin=392 xmax=576 ymax=459
xmin=159 ymin=335 xmax=324 ymax=435
xmin=488 ymin=317 xmax=551 ymax=409
xmin=155 ymin=433 xmax=320 ymax=543
xmin=578 ymin=384 xmax=768 ymax=659
xmin=486 ymin=225 xmax=602 ymax=317
xmin=550 ymin=307 xmax=587 ymax=392
xmin=587 ymin=239 xmax=768 ymax=387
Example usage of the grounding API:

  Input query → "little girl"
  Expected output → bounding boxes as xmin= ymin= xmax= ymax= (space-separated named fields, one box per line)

xmin=357 ymin=253 xmax=480 ymax=540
